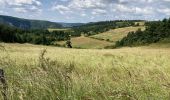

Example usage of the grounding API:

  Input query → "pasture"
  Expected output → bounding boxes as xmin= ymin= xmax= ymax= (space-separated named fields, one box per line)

xmin=56 ymin=36 xmax=113 ymax=49
xmin=0 ymin=43 xmax=170 ymax=99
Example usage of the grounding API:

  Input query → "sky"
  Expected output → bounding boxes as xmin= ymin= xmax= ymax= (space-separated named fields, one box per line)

xmin=0 ymin=0 xmax=170 ymax=23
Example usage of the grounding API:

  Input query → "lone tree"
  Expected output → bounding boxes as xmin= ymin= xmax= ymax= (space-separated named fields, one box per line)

xmin=66 ymin=35 xmax=72 ymax=48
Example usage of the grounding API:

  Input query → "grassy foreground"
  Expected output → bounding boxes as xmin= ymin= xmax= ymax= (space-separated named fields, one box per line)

xmin=0 ymin=43 xmax=170 ymax=100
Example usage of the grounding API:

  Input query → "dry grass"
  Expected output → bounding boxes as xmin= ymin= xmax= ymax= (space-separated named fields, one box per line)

xmin=48 ymin=28 xmax=73 ymax=32
xmin=135 ymin=22 xmax=145 ymax=26
xmin=0 ymin=43 xmax=170 ymax=99
xmin=56 ymin=36 xmax=113 ymax=49
xmin=90 ymin=26 xmax=145 ymax=44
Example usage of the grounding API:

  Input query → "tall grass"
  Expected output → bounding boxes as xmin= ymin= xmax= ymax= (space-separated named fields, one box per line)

xmin=0 ymin=49 xmax=76 ymax=100
xmin=0 ymin=43 xmax=170 ymax=99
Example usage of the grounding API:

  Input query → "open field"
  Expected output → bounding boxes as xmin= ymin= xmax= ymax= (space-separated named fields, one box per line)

xmin=56 ymin=36 xmax=113 ymax=49
xmin=90 ymin=26 xmax=145 ymax=44
xmin=135 ymin=22 xmax=145 ymax=26
xmin=0 ymin=43 xmax=170 ymax=99
xmin=48 ymin=28 xmax=73 ymax=32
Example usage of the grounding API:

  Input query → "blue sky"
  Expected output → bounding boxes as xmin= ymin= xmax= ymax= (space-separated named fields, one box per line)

xmin=0 ymin=0 xmax=170 ymax=23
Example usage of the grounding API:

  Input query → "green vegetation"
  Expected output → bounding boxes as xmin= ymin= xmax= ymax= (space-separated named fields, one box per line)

xmin=0 ymin=15 xmax=62 ymax=29
xmin=115 ymin=18 xmax=170 ymax=47
xmin=0 ymin=43 xmax=170 ymax=99
xmin=0 ymin=19 xmax=146 ymax=49
xmin=0 ymin=24 xmax=71 ymax=45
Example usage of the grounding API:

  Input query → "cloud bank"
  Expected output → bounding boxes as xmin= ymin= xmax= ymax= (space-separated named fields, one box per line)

xmin=0 ymin=0 xmax=170 ymax=22
xmin=52 ymin=0 xmax=170 ymax=21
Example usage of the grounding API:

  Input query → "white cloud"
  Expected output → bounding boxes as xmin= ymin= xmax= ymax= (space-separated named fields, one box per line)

xmin=81 ymin=13 xmax=86 ymax=17
xmin=114 ymin=4 xmax=133 ymax=13
xmin=163 ymin=0 xmax=170 ymax=2
xmin=1 ymin=0 xmax=170 ymax=22
xmin=13 ymin=8 xmax=27 ymax=13
xmin=51 ymin=0 xmax=170 ymax=20
xmin=59 ymin=0 xmax=69 ymax=2
xmin=135 ymin=7 xmax=154 ymax=15
xmin=158 ymin=8 xmax=170 ymax=16
xmin=52 ymin=5 xmax=72 ymax=14
xmin=0 ymin=0 xmax=42 ymax=13
xmin=92 ymin=9 xmax=106 ymax=15
xmin=6 ymin=0 xmax=41 ymax=6
xmin=113 ymin=4 xmax=155 ymax=15
xmin=0 ymin=10 xmax=8 ymax=14
xmin=68 ymin=0 xmax=106 ymax=9
xmin=53 ymin=0 xmax=157 ymax=16
xmin=52 ymin=0 xmax=110 ymax=16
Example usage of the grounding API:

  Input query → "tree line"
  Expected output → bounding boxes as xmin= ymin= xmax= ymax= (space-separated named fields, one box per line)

xmin=115 ymin=18 xmax=170 ymax=47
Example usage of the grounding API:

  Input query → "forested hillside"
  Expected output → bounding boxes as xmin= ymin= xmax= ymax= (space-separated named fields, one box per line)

xmin=59 ymin=22 xmax=84 ymax=27
xmin=0 ymin=15 xmax=62 ymax=29
xmin=115 ymin=18 xmax=170 ymax=47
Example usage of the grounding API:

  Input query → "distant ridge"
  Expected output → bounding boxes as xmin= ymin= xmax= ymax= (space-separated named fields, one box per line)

xmin=0 ymin=15 xmax=64 ymax=29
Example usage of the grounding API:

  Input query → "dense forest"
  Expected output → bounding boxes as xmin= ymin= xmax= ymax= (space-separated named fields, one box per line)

xmin=0 ymin=24 xmax=71 ymax=45
xmin=115 ymin=18 xmax=170 ymax=47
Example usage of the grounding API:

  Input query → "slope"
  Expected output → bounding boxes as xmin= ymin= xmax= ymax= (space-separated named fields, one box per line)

xmin=90 ymin=26 xmax=145 ymax=44
xmin=0 ymin=15 xmax=62 ymax=29
xmin=56 ymin=36 xmax=113 ymax=49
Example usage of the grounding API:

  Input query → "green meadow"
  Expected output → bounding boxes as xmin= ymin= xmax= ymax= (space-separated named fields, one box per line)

xmin=0 ymin=43 xmax=170 ymax=100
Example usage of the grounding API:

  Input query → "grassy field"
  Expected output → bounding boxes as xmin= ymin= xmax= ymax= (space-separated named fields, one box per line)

xmin=135 ymin=22 xmax=145 ymax=26
xmin=48 ymin=28 xmax=73 ymax=32
xmin=147 ymin=39 xmax=170 ymax=48
xmin=90 ymin=26 xmax=145 ymax=44
xmin=56 ymin=36 xmax=113 ymax=49
xmin=0 ymin=43 xmax=170 ymax=99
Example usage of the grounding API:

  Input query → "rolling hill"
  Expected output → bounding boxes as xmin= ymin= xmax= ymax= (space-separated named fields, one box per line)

xmin=56 ymin=26 xmax=145 ymax=49
xmin=90 ymin=26 xmax=145 ymax=45
xmin=56 ymin=36 xmax=113 ymax=49
xmin=0 ymin=15 xmax=63 ymax=29
xmin=115 ymin=18 xmax=170 ymax=47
